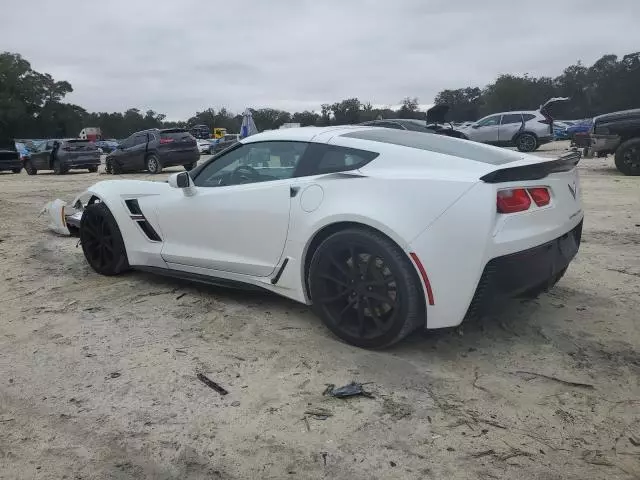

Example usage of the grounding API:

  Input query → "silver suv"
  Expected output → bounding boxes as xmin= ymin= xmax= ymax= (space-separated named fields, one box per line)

xmin=461 ymin=97 xmax=568 ymax=152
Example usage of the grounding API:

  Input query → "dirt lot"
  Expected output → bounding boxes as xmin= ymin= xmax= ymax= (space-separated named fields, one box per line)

xmin=1 ymin=142 xmax=639 ymax=480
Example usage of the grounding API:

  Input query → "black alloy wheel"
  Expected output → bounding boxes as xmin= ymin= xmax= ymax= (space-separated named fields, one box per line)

xmin=309 ymin=228 xmax=423 ymax=348
xmin=80 ymin=202 xmax=129 ymax=276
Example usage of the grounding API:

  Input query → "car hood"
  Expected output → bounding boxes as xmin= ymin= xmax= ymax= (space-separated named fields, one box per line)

xmin=71 ymin=179 xmax=172 ymax=208
xmin=426 ymin=105 xmax=449 ymax=124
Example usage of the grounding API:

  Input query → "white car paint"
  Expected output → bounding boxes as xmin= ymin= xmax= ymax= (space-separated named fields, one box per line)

xmin=74 ymin=126 xmax=583 ymax=330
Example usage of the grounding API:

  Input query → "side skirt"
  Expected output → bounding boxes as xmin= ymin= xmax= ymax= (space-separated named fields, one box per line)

xmin=134 ymin=265 xmax=268 ymax=292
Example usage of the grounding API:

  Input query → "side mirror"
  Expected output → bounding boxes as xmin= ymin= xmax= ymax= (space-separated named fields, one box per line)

xmin=168 ymin=171 xmax=196 ymax=196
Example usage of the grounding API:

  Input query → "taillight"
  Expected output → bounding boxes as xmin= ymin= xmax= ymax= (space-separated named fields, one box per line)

xmin=497 ymin=188 xmax=531 ymax=213
xmin=159 ymin=137 xmax=174 ymax=144
xmin=527 ymin=187 xmax=551 ymax=207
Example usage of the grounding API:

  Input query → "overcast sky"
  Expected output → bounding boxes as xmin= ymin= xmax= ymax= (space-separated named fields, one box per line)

xmin=2 ymin=0 xmax=639 ymax=120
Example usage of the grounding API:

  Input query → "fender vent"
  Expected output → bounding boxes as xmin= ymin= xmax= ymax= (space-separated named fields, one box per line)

xmin=125 ymin=199 xmax=162 ymax=242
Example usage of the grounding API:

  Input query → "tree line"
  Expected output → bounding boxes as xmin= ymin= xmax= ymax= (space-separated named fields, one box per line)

xmin=1 ymin=51 xmax=639 ymax=141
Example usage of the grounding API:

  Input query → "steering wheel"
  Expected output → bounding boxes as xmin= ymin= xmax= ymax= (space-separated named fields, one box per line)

xmin=230 ymin=165 xmax=260 ymax=184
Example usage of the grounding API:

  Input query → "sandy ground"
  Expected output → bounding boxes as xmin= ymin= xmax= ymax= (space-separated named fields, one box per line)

xmin=0 ymin=142 xmax=639 ymax=480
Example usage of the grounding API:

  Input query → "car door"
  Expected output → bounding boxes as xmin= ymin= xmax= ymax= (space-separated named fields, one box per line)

xmin=498 ymin=113 xmax=524 ymax=143
xmin=31 ymin=140 xmax=55 ymax=169
xmin=467 ymin=115 xmax=502 ymax=143
xmin=129 ymin=133 xmax=149 ymax=170
xmin=154 ymin=141 xmax=309 ymax=277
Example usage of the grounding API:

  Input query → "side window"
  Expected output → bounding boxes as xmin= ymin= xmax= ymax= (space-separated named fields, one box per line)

xmin=476 ymin=115 xmax=501 ymax=127
xmin=120 ymin=135 xmax=134 ymax=149
xmin=194 ymin=141 xmax=308 ymax=187
xmin=522 ymin=114 xmax=536 ymax=122
xmin=298 ymin=144 xmax=379 ymax=176
xmin=147 ymin=132 xmax=157 ymax=143
xmin=133 ymin=134 xmax=147 ymax=146
xmin=44 ymin=141 xmax=55 ymax=151
xmin=501 ymin=114 xmax=523 ymax=125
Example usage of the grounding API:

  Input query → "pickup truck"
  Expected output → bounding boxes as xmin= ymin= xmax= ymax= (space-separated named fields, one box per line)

xmin=587 ymin=108 xmax=640 ymax=176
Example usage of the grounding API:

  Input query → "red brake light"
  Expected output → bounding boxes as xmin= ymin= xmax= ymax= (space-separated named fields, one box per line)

xmin=527 ymin=187 xmax=551 ymax=207
xmin=497 ymin=188 xmax=531 ymax=213
xmin=159 ymin=137 xmax=174 ymax=144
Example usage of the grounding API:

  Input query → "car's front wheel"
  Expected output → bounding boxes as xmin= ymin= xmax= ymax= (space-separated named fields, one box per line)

xmin=308 ymin=227 xmax=424 ymax=348
xmin=80 ymin=202 xmax=130 ymax=276
xmin=146 ymin=154 xmax=162 ymax=174
xmin=516 ymin=133 xmax=538 ymax=152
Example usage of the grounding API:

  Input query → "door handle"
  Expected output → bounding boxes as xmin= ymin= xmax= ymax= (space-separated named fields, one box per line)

xmin=290 ymin=186 xmax=300 ymax=198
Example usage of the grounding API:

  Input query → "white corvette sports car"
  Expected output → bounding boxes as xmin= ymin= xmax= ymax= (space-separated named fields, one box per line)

xmin=72 ymin=126 xmax=583 ymax=348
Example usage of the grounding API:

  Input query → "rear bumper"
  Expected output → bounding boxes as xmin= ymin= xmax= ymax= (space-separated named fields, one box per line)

xmin=62 ymin=157 xmax=101 ymax=168
xmin=159 ymin=150 xmax=199 ymax=167
xmin=464 ymin=220 xmax=582 ymax=321
xmin=0 ymin=159 xmax=22 ymax=170
xmin=590 ymin=134 xmax=620 ymax=153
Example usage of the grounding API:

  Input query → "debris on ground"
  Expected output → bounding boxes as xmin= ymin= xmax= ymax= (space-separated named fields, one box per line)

xmin=197 ymin=373 xmax=229 ymax=396
xmin=323 ymin=381 xmax=374 ymax=398
xmin=304 ymin=407 xmax=333 ymax=420
xmin=515 ymin=370 xmax=595 ymax=389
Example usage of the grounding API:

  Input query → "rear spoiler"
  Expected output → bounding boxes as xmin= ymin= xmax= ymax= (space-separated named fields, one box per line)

xmin=480 ymin=151 xmax=581 ymax=183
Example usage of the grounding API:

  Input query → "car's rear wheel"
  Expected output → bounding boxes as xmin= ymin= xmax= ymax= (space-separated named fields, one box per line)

xmin=12 ymin=168 xmax=21 ymax=174
xmin=146 ymin=155 xmax=162 ymax=174
xmin=80 ymin=202 xmax=129 ymax=276
xmin=24 ymin=159 xmax=37 ymax=175
xmin=87 ymin=166 xmax=98 ymax=173
xmin=614 ymin=138 xmax=640 ymax=176
xmin=516 ymin=133 xmax=538 ymax=152
xmin=308 ymin=227 xmax=424 ymax=348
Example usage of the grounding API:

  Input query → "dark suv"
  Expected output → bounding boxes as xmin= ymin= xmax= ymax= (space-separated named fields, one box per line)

xmin=23 ymin=139 xmax=100 ymax=175
xmin=0 ymin=136 xmax=22 ymax=174
xmin=105 ymin=128 xmax=199 ymax=174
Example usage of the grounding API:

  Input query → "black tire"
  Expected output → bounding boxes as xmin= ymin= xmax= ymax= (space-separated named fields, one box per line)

xmin=515 ymin=133 xmax=538 ymax=153
xmin=614 ymin=138 xmax=640 ymax=176
xmin=24 ymin=159 xmax=37 ymax=175
xmin=52 ymin=158 xmax=66 ymax=175
xmin=184 ymin=162 xmax=197 ymax=171
xmin=308 ymin=227 xmax=424 ymax=348
xmin=87 ymin=166 xmax=98 ymax=173
xmin=105 ymin=158 xmax=121 ymax=175
xmin=146 ymin=154 xmax=162 ymax=174
xmin=12 ymin=168 xmax=21 ymax=174
xmin=80 ymin=202 xmax=130 ymax=276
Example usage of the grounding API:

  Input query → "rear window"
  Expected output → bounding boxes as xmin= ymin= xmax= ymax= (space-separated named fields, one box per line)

xmin=342 ymin=129 xmax=516 ymax=165
xmin=160 ymin=130 xmax=194 ymax=140
xmin=63 ymin=140 xmax=97 ymax=150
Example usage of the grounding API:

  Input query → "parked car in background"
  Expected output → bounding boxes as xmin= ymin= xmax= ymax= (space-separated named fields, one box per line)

xmin=0 ymin=136 xmax=22 ymax=173
xmin=105 ymin=128 xmax=199 ymax=174
xmin=566 ymin=119 xmax=593 ymax=139
xmin=553 ymin=121 xmax=573 ymax=140
xmin=189 ymin=124 xmax=211 ymax=140
xmin=360 ymin=106 xmax=466 ymax=139
xmin=212 ymin=133 xmax=241 ymax=153
xmin=197 ymin=139 xmax=213 ymax=154
xmin=587 ymin=108 xmax=640 ymax=175
xmin=460 ymin=98 xmax=569 ymax=152
xmin=23 ymin=139 xmax=101 ymax=175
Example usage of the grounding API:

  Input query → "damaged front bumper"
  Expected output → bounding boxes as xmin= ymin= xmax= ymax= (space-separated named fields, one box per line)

xmin=41 ymin=191 xmax=94 ymax=236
